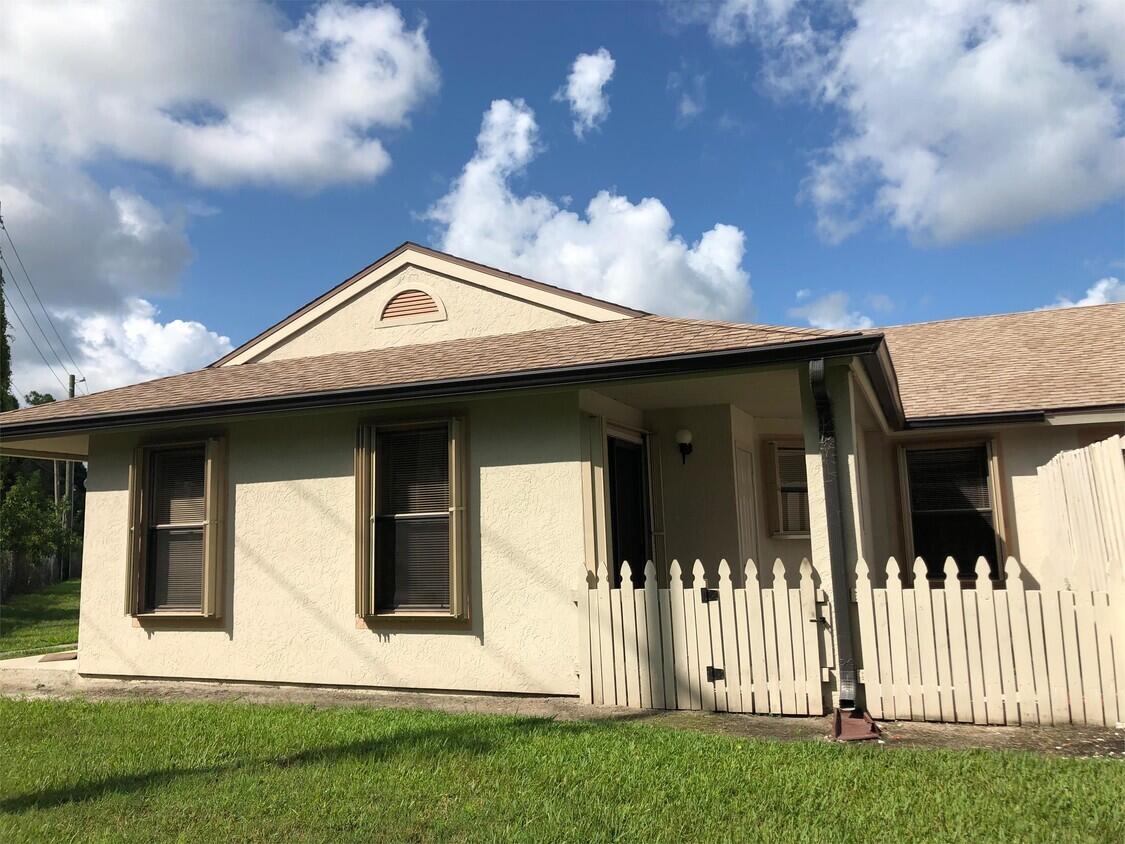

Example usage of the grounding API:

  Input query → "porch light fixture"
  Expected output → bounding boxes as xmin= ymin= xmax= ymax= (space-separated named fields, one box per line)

xmin=675 ymin=429 xmax=693 ymax=464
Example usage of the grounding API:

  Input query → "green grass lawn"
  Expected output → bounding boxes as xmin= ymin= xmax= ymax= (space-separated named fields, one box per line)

xmin=0 ymin=700 xmax=1121 ymax=842
xmin=0 ymin=579 xmax=81 ymax=658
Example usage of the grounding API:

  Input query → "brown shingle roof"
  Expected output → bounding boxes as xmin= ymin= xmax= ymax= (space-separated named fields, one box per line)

xmin=881 ymin=303 xmax=1125 ymax=420
xmin=0 ymin=316 xmax=852 ymax=432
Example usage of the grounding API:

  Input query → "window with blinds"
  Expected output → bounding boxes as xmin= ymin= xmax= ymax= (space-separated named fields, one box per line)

xmin=905 ymin=444 xmax=998 ymax=579
xmin=356 ymin=418 xmax=466 ymax=619
xmin=773 ymin=444 xmax=810 ymax=535
xmin=126 ymin=437 xmax=226 ymax=617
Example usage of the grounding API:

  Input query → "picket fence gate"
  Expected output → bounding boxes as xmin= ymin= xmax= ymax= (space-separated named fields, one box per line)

xmin=577 ymin=558 xmax=830 ymax=715
xmin=855 ymin=556 xmax=1124 ymax=727
xmin=581 ymin=555 xmax=1125 ymax=727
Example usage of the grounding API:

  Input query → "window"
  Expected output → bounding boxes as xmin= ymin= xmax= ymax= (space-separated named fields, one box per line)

xmin=772 ymin=443 xmax=810 ymax=536
xmin=126 ymin=438 xmax=226 ymax=616
xmin=355 ymin=418 xmax=467 ymax=618
xmin=904 ymin=444 xmax=999 ymax=579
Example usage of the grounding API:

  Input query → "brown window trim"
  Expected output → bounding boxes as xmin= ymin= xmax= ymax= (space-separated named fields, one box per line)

xmin=764 ymin=439 xmax=810 ymax=539
xmin=125 ymin=434 xmax=227 ymax=619
xmin=355 ymin=414 xmax=468 ymax=622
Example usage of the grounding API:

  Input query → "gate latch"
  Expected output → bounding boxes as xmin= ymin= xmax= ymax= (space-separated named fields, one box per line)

xmin=706 ymin=666 xmax=725 ymax=682
xmin=700 ymin=588 xmax=719 ymax=603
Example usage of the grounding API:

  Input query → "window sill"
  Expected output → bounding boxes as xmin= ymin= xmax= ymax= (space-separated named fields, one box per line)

xmin=357 ymin=610 xmax=469 ymax=629
xmin=772 ymin=532 xmax=811 ymax=540
xmin=132 ymin=610 xmax=208 ymax=619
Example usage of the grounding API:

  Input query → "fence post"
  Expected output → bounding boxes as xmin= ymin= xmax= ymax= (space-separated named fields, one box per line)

xmin=885 ymin=557 xmax=911 ymax=720
xmin=669 ymin=559 xmax=692 ymax=709
xmin=744 ymin=559 xmax=767 ymax=713
xmin=716 ymin=559 xmax=740 ymax=712
xmin=577 ymin=567 xmax=594 ymax=704
xmin=644 ymin=560 xmax=664 ymax=710
xmin=596 ymin=560 xmax=614 ymax=706
xmin=692 ymin=560 xmax=715 ymax=711
xmin=798 ymin=559 xmax=823 ymax=715
xmin=854 ymin=558 xmax=880 ymax=717
xmin=912 ymin=558 xmax=940 ymax=721
xmin=619 ymin=561 xmax=639 ymax=707
xmin=929 ymin=564 xmax=952 ymax=723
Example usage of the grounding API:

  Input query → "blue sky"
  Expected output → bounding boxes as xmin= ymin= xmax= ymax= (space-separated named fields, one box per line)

xmin=1 ymin=0 xmax=1122 ymax=396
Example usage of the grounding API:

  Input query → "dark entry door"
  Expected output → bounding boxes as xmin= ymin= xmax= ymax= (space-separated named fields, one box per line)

xmin=607 ymin=435 xmax=649 ymax=587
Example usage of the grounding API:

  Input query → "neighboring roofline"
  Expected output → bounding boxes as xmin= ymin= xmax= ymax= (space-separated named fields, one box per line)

xmin=876 ymin=301 xmax=1124 ymax=331
xmin=209 ymin=242 xmax=648 ymax=367
xmin=904 ymin=410 xmax=1047 ymax=429
xmin=2 ymin=333 xmax=885 ymax=439
xmin=904 ymin=402 xmax=1125 ymax=430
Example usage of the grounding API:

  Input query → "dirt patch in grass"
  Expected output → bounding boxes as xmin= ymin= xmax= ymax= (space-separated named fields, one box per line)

xmin=645 ymin=709 xmax=1124 ymax=760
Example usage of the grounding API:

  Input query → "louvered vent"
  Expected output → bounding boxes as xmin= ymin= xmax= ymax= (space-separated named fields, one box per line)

xmin=381 ymin=289 xmax=440 ymax=320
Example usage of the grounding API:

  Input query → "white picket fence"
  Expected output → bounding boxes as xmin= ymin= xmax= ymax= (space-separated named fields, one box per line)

xmin=855 ymin=557 xmax=1124 ymax=726
xmin=578 ymin=558 xmax=829 ymax=715
xmin=581 ymin=555 xmax=1125 ymax=727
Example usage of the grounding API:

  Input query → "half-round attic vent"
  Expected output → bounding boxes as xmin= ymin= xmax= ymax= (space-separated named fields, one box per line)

xmin=381 ymin=289 xmax=440 ymax=321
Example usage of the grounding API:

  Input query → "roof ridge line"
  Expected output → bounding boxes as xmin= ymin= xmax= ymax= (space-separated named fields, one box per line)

xmin=880 ymin=300 xmax=1125 ymax=331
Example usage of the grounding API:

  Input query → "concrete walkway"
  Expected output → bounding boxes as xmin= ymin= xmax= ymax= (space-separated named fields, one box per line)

xmin=2 ymin=654 xmax=1121 ymax=759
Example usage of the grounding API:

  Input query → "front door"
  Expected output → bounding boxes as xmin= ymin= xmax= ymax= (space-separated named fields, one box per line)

xmin=607 ymin=434 xmax=650 ymax=586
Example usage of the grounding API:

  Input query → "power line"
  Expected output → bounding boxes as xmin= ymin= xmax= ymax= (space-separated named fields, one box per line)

xmin=0 ymin=208 xmax=89 ymax=392
xmin=0 ymin=252 xmax=72 ymax=382
xmin=1 ymin=281 xmax=68 ymax=393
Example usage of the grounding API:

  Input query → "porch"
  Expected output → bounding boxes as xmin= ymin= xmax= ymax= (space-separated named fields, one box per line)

xmin=574 ymin=360 xmax=1125 ymax=726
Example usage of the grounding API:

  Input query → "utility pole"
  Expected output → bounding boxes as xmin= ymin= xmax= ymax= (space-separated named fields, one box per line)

xmin=64 ymin=373 xmax=75 ymax=580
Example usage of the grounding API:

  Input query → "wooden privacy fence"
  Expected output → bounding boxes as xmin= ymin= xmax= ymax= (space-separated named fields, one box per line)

xmin=855 ymin=557 xmax=1125 ymax=727
xmin=578 ymin=558 xmax=830 ymax=715
xmin=1037 ymin=434 xmax=1125 ymax=593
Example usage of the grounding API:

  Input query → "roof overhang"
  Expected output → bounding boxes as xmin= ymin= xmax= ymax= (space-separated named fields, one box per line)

xmin=0 ymin=333 xmax=892 ymax=441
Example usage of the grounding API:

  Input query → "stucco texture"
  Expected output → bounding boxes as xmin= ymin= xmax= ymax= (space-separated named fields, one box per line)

xmin=252 ymin=266 xmax=585 ymax=362
xmin=77 ymin=392 xmax=587 ymax=694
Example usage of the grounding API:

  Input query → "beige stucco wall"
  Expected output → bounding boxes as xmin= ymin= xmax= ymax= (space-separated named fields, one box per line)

xmin=251 ymin=266 xmax=585 ymax=362
xmin=77 ymin=391 xmax=586 ymax=694
xmin=645 ymin=405 xmax=741 ymax=582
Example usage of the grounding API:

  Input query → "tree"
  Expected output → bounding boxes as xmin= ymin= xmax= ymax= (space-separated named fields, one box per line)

xmin=0 ymin=472 xmax=68 ymax=598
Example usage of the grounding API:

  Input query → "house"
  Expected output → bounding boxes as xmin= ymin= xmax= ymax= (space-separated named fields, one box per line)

xmin=1 ymin=243 xmax=1122 ymax=717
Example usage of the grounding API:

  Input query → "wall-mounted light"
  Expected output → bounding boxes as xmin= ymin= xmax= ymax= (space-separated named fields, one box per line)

xmin=675 ymin=429 xmax=693 ymax=464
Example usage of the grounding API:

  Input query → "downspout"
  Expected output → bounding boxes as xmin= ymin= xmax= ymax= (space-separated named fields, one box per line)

xmin=809 ymin=359 xmax=858 ymax=710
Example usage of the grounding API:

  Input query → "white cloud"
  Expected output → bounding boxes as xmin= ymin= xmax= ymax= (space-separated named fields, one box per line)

xmin=427 ymin=99 xmax=750 ymax=318
xmin=0 ymin=0 xmax=439 ymax=189
xmin=1040 ymin=277 xmax=1123 ymax=309
xmin=1 ymin=1 xmax=438 ymax=398
xmin=668 ymin=70 xmax=707 ymax=122
xmin=788 ymin=291 xmax=873 ymax=329
xmin=698 ymin=0 xmax=1125 ymax=244
xmin=554 ymin=48 xmax=616 ymax=138
xmin=13 ymin=299 xmax=233 ymax=400
xmin=866 ymin=292 xmax=895 ymax=313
